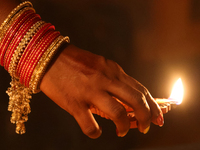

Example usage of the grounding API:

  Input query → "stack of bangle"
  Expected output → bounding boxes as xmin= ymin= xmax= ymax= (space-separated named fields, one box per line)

xmin=0 ymin=1 xmax=70 ymax=134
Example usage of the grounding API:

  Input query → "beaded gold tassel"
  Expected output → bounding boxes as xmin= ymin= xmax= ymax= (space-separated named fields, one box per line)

xmin=6 ymin=78 xmax=31 ymax=134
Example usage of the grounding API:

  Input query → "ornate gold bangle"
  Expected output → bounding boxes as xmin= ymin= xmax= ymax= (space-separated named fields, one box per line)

xmin=9 ymin=20 xmax=45 ymax=77
xmin=30 ymin=36 xmax=70 ymax=93
xmin=0 ymin=1 xmax=33 ymax=42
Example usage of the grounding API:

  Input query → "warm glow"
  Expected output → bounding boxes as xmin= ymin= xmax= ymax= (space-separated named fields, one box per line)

xmin=169 ymin=78 xmax=184 ymax=104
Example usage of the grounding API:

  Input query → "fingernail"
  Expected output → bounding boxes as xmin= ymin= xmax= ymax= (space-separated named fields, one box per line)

xmin=143 ymin=126 xmax=150 ymax=134
xmin=157 ymin=113 xmax=164 ymax=127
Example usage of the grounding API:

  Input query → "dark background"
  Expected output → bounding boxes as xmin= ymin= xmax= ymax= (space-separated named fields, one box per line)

xmin=1 ymin=0 xmax=200 ymax=149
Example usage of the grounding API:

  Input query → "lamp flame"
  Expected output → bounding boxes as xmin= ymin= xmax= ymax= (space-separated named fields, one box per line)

xmin=169 ymin=78 xmax=184 ymax=105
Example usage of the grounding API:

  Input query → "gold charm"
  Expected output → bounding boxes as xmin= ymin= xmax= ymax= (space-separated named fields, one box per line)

xmin=6 ymin=78 xmax=32 ymax=134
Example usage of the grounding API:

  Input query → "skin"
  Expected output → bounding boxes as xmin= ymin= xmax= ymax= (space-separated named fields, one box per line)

xmin=0 ymin=0 xmax=163 ymax=139
xmin=40 ymin=44 xmax=163 ymax=138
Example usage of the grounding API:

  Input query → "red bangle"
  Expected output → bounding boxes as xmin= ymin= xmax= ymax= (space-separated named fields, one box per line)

xmin=0 ymin=9 xmax=34 ymax=66
xmin=16 ymin=23 xmax=53 ymax=78
xmin=4 ymin=14 xmax=41 ymax=71
xmin=0 ymin=10 xmax=34 ymax=66
xmin=24 ymin=31 xmax=60 ymax=87
xmin=19 ymin=25 xmax=55 ymax=84
xmin=20 ymin=29 xmax=55 ymax=85
xmin=8 ymin=20 xmax=45 ymax=77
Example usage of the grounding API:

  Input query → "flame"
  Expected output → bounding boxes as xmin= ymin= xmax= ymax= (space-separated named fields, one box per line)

xmin=169 ymin=78 xmax=184 ymax=104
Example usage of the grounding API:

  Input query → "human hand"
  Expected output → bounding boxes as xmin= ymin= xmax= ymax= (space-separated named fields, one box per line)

xmin=40 ymin=44 xmax=164 ymax=139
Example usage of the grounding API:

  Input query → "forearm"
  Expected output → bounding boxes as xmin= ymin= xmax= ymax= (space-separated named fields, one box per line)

xmin=0 ymin=0 xmax=20 ymax=24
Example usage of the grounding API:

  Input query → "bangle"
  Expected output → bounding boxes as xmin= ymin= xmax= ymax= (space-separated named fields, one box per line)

xmin=16 ymin=23 xmax=52 ymax=78
xmin=25 ymin=31 xmax=61 ymax=87
xmin=30 ymin=36 xmax=70 ymax=93
xmin=4 ymin=14 xmax=41 ymax=71
xmin=9 ymin=20 xmax=45 ymax=78
xmin=19 ymin=24 xmax=54 ymax=84
xmin=0 ymin=7 xmax=35 ymax=66
xmin=1 ymin=1 xmax=70 ymax=134
xmin=24 ymin=31 xmax=60 ymax=87
xmin=0 ymin=1 xmax=32 ymax=42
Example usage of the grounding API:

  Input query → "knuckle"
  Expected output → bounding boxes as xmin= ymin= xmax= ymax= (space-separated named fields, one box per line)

xmin=133 ymin=92 xmax=147 ymax=106
xmin=107 ymin=59 xmax=123 ymax=73
xmin=106 ymin=78 xmax=119 ymax=86
xmin=110 ymin=105 xmax=126 ymax=120
xmin=142 ymin=88 xmax=149 ymax=96
xmin=137 ymin=85 xmax=148 ymax=96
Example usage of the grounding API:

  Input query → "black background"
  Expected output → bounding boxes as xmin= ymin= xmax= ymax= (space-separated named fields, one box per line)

xmin=1 ymin=0 xmax=200 ymax=149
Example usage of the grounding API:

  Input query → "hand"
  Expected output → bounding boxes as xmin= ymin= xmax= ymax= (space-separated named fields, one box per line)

xmin=40 ymin=44 xmax=164 ymax=139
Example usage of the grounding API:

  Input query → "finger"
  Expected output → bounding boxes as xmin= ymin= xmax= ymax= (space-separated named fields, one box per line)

xmin=107 ymin=81 xmax=151 ymax=134
xmin=147 ymin=94 xmax=164 ymax=126
xmin=122 ymin=75 xmax=164 ymax=127
xmin=92 ymin=92 xmax=130 ymax=137
xmin=70 ymin=103 xmax=102 ymax=139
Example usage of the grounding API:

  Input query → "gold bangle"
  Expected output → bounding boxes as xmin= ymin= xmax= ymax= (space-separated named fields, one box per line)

xmin=29 ymin=36 xmax=63 ymax=92
xmin=9 ymin=20 xmax=45 ymax=77
xmin=30 ymin=36 xmax=70 ymax=93
xmin=0 ymin=1 xmax=33 ymax=42
xmin=0 ymin=7 xmax=35 ymax=43
xmin=0 ymin=1 xmax=32 ymax=31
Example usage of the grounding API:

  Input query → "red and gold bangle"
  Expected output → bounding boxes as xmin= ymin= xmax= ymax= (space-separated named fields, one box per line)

xmin=16 ymin=23 xmax=53 ymax=78
xmin=24 ymin=31 xmax=60 ymax=87
xmin=0 ymin=8 xmax=35 ymax=65
xmin=0 ymin=8 xmax=35 ymax=66
xmin=5 ymin=16 xmax=40 ymax=71
xmin=21 ymin=29 xmax=56 ymax=85
xmin=4 ymin=14 xmax=41 ymax=71
xmin=0 ymin=7 xmax=34 ymax=66
xmin=23 ymin=31 xmax=60 ymax=86
xmin=19 ymin=25 xmax=55 ymax=84
xmin=30 ymin=36 xmax=70 ymax=93
xmin=29 ymin=35 xmax=62 ymax=91
xmin=13 ymin=20 xmax=45 ymax=77
xmin=0 ymin=1 xmax=33 ymax=42
xmin=1 ymin=10 xmax=35 ymax=67
xmin=9 ymin=20 xmax=45 ymax=77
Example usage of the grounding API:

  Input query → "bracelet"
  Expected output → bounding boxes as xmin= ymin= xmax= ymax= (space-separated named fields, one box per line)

xmin=24 ymin=31 xmax=60 ymax=87
xmin=19 ymin=24 xmax=54 ymax=84
xmin=0 ymin=7 xmax=35 ymax=66
xmin=0 ymin=1 xmax=70 ymax=134
xmin=0 ymin=1 xmax=32 ymax=42
xmin=30 ymin=36 xmax=70 ymax=93
xmin=4 ymin=14 xmax=41 ymax=71
xmin=9 ymin=20 xmax=45 ymax=78
xmin=16 ymin=23 xmax=53 ymax=76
